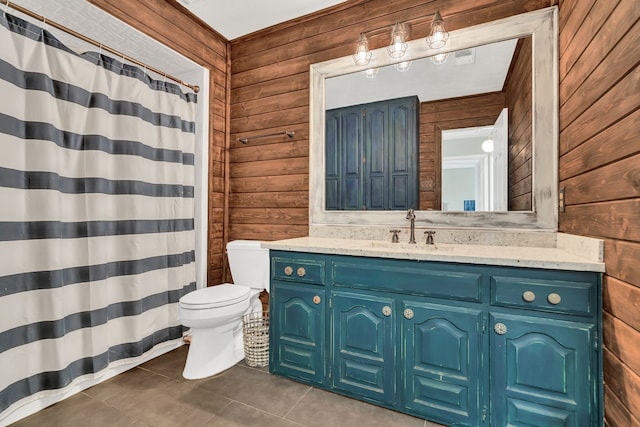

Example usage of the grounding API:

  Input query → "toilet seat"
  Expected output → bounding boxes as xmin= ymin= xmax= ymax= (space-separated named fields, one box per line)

xmin=179 ymin=284 xmax=250 ymax=310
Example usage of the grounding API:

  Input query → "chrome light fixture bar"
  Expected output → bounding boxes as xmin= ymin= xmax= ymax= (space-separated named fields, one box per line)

xmin=352 ymin=10 xmax=449 ymax=67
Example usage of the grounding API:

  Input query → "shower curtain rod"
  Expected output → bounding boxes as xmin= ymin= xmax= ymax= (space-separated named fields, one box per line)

xmin=1 ymin=0 xmax=200 ymax=93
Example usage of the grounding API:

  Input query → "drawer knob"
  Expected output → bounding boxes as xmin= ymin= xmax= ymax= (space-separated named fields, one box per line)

xmin=522 ymin=291 xmax=536 ymax=302
xmin=403 ymin=308 xmax=414 ymax=319
xmin=297 ymin=267 xmax=306 ymax=277
xmin=547 ymin=293 xmax=562 ymax=305
xmin=313 ymin=295 xmax=321 ymax=305
xmin=494 ymin=323 xmax=508 ymax=335
xmin=284 ymin=266 xmax=293 ymax=276
xmin=382 ymin=306 xmax=392 ymax=316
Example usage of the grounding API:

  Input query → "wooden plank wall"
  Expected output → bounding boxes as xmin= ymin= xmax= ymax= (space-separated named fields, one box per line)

xmin=419 ymin=92 xmax=505 ymax=210
xmin=88 ymin=0 xmax=229 ymax=286
xmin=229 ymin=0 xmax=553 ymax=246
xmin=558 ymin=0 xmax=640 ymax=425
xmin=504 ymin=37 xmax=533 ymax=211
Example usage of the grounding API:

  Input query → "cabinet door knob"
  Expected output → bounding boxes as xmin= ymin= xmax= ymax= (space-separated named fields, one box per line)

xmin=382 ymin=306 xmax=392 ymax=316
xmin=297 ymin=267 xmax=306 ymax=277
xmin=284 ymin=266 xmax=293 ymax=276
xmin=547 ymin=292 xmax=562 ymax=305
xmin=522 ymin=290 xmax=536 ymax=302
xmin=403 ymin=308 xmax=414 ymax=319
xmin=494 ymin=323 xmax=508 ymax=335
xmin=313 ymin=295 xmax=321 ymax=305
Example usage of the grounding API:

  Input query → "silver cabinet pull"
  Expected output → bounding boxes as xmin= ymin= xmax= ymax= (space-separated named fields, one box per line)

xmin=297 ymin=267 xmax=306 ymax=277
xmin=382 ymin=306 xmax=392 ymax=316
xmin=403 ymin=308 xmax=414 ymax=319
xmin=494 ymin=323 xmax=508 ymax=335
xmin=284 ymin=266 xmax=293 ymax=276
xmin=547 ymin=293 xmax=562 ymax=305
xmin=522 ymin=291 xmax=536 ymax=302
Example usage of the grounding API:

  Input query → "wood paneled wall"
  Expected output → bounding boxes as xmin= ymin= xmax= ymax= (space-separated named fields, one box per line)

xmin=229 ymin=0 xmax=554 ymax=245
xmin=557 ymin=0 xmax=640 ymax=425
xmin=419 ymin=92 xmax=505 ymax=210
xmin=504 ymin=37 xmax=533 ymax=211
xmin=88 ymin=0 xmax=229 ymax=286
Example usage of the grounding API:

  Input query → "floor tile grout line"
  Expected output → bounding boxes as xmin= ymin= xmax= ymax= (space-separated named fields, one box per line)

xmin=282 ymin=385 xmax=313 ymax=420
xmin=222 ymin=398 xmax=307 ymax=426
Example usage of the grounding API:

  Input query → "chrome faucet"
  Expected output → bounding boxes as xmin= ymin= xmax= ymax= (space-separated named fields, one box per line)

xmin=406 ymin=208 xmax=416 ymax=244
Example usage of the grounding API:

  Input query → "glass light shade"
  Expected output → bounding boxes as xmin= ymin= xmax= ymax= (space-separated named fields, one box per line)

xmin=430 ymin=52 xmax=448 ymax=64
xmin=363 ymin=68 xmax=379 ymax=78
xmin=353 ymin=33 xmax=372 ymax=66
xmin=387 ymin=23 xmax=408 ymax=58
xmin=394 ymin=61 xmax=412 ymax=72
xmin=427 ymin=11 xmax=449 ymax=49
xmin=481 ymin=138 xmax=495 ymax=153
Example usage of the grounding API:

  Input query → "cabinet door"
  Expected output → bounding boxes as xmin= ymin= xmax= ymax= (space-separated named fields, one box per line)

xmin=403 ymin=300 xmax=483 ymax=426
xmin=387 ymin=98 xmax=418 ymax=210
xmin=341 ymin=107 xmax=364 ymax=210
xmin=491 ymin=313 xmax=595 ymax=427
xmin=270 ymin=282 xmax=325 ymax=385
xmin=331 ymin=291 xmax=396 ymax=405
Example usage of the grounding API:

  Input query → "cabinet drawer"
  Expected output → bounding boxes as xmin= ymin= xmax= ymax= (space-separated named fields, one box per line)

xmin=491 ymin=276 xmax=595 ymax=316
xmin=333 ymin=259 xmax=482 ymax=302
xmin=272 ymin=256 xmax=325 ymax=285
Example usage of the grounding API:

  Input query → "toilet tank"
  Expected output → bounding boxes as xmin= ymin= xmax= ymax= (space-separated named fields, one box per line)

xmin=226 ymin=240 xmax=270 ymax=291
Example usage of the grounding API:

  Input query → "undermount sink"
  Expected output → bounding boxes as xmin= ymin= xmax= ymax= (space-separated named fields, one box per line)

xmin=367 ymin=241 xmax=452 ymax=251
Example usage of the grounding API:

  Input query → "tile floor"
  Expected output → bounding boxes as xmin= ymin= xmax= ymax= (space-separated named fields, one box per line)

xmin=12 ymin=346 xmax=445 ymax=427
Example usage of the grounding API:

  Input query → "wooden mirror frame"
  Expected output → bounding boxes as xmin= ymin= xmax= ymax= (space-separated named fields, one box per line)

xmin=309 ymin=7 xmax=558 ymax=230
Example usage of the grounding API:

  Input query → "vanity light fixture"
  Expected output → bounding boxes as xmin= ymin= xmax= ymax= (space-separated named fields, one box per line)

xmin=394 ymin=61 xmax=412 ymax=72
xmin=353 ymin=33 xmax=372 ymax=66
xmin=387 ymin=22 xmax=408 ymax=58
xmin=430 ymin=52 xmax=449 ymax=64
xmin=426 ymin=11 xmax=449 ymax=49
xmin=363 ymin=68 xmax=379 ymax=78
xmin=352 ymin=10 xmax=449 ymax=67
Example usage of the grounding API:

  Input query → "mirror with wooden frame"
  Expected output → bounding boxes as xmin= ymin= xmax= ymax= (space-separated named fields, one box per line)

xmin=309 ymin=7 xmax=558 ymax=229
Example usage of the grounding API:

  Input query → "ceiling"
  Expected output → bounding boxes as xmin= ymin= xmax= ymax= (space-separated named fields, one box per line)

xmin=178 ymin=0 xmax=349 ymax=40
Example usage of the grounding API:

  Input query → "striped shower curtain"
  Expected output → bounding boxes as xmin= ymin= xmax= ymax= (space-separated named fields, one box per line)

xmin=0 ymin=12 xmax=196 ymax=422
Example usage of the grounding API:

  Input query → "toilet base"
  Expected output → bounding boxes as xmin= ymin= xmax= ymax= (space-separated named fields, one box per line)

xmin=182 ymin=319 xmax=244 ymax=379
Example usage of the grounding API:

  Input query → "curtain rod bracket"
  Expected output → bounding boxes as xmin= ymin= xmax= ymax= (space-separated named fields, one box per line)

xmin=239 ymin=130 xmax=295 ymax=144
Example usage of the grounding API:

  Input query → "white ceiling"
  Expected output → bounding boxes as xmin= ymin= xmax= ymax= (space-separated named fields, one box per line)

xmin=178 ymin=0 xmax=349 ymax=40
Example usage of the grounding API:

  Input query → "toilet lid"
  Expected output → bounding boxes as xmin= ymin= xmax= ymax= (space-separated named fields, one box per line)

xmin=179 ymin=284 xmax=250 ymax=309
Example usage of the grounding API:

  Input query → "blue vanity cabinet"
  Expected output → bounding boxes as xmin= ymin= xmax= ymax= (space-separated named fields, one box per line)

xmin=268 ymin=250 xmax=602 ymax=427
xmin=402 ymin=300 xmax=484 ymax=425
xmin=331 ymin=290 xmax=396 ymax=405
xmin=269 ymin=255 xmax=327 ymax=386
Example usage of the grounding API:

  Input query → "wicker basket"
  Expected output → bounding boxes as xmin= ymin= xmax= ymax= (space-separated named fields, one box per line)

xmin=242 ymin=311 xmax=269 ymax=367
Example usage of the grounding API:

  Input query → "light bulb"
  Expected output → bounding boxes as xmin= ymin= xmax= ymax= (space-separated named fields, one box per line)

xmin=481 ymin=138 xmax=494 ymax=153
xmin=387 ymin=23 xmax=408 ymax=58
xmin=427 ymin=11 xmax=449 ymax=49
xmin=353 ymin=33 xmax=372 ymax=66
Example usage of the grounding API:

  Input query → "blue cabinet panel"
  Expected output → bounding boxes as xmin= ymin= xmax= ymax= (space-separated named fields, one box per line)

xmin=270 ymin=282 xmax=325 ymax=385
xmin=404 ymin=301 xmax=482 ymax=426
xmin=491 ymin=313 xmax=595 ymax=427
xmin=331 ymin=290 xmax=396 ymax=405
xmin=325 ymin=96 xmax=418 ymax=210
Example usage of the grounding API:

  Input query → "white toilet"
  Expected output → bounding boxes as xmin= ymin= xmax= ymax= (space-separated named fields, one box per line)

xmin=178 ymin=240 xmax=269 ymax=379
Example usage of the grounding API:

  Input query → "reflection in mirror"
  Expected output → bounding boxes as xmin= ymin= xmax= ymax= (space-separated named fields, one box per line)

xmin=325 ymin=37 xmax=532 ymax=212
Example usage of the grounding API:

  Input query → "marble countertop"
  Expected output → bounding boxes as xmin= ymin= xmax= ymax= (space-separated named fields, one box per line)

xmin=262 ymin=236 xmax=605 ymax=272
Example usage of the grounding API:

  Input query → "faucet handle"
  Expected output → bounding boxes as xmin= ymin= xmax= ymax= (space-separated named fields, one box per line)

xmin=389 ymin=229 xmax=401 ymax=243
xmin=424 ymin=230 xmax=436 ymax=245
